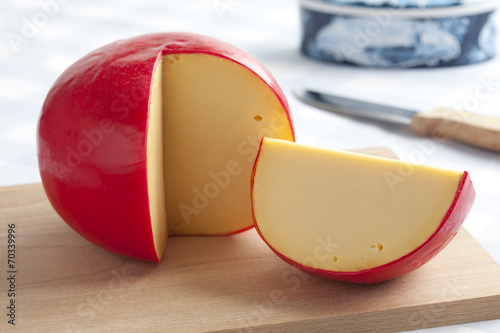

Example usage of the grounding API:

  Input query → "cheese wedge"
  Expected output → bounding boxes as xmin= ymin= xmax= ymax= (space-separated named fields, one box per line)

xmin=251 ymin=138 xmax=474 ymax=282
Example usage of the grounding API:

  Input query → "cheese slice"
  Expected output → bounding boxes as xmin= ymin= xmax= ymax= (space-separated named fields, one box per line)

xmin=252 ymin=138 xmax=463 ymax=272
xmin=147 ymin=53 xmax=294 ymax=244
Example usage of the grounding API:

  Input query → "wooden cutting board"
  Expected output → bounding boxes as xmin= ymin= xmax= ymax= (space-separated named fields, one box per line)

xmin=1 ymin=148 xmax=499 ymax=333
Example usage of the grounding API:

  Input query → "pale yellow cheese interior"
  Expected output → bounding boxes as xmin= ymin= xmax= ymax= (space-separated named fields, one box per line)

xmin=147 ymin=57 xmax=168 ymax=261
xmin=147 ymin=53 xmax=294 ymax=249
xmin=252 ymin=138 xmax=463 ymax=272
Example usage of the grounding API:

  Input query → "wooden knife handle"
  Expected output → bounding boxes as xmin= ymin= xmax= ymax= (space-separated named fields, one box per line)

xmin=410 ymin=108 xmax=500 ymax=152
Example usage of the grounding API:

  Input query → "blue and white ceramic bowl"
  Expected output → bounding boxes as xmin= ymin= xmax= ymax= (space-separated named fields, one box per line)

xmin=299 ymin=0 xmax=498 ymax=68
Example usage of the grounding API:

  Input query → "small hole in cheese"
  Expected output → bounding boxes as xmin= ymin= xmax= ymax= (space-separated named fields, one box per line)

xmin=254 ymin=115 xmax=262 ymax=121
xmin=371 ymin=243 xmax=384 ymax=251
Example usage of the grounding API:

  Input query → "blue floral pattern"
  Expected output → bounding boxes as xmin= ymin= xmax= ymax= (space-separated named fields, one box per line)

xmin=300 ymin=7 xmax=496 ymax=68
xmin=315 ymin=0 xmax=487 ymax=9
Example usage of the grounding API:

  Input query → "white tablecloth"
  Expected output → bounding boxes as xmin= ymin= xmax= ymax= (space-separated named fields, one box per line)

xmin=0 ymin=1 xmax=499 ymax=332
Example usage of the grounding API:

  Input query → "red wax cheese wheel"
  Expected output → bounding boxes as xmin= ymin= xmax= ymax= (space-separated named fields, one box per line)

xmin=38 ymin=33 xmax=295 ymax=262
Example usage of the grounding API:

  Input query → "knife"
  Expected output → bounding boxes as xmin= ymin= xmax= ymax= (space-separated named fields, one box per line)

xmin=293 ymin=87 xmax=500 ymax=152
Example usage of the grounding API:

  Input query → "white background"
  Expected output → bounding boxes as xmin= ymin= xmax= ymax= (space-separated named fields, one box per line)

xmin=0 ymin=1 xmax=499 ymax=332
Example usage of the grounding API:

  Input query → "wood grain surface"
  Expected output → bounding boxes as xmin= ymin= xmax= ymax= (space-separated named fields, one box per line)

xmin=410 ymin=108 xmax=500 ymax=152
xmin=1 ymin=147 xmax=499 ymax=333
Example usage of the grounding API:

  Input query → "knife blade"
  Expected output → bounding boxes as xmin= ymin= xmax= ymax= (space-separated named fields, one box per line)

xmin=293 ymin=87 xmax=500 ymax=152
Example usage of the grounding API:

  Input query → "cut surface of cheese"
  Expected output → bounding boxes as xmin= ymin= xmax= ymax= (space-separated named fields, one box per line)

xmin=148 ymin=53 xmax=294 ymax=239
xmin=252 ymin=138 xmax=464 ymax=272
xmin=147 ymin=57 xmax=168 ymax=261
